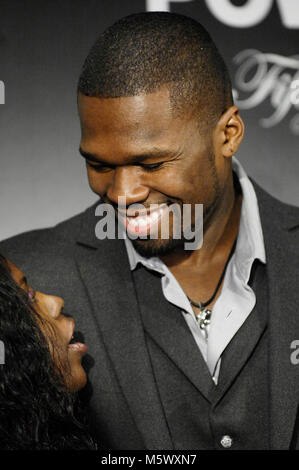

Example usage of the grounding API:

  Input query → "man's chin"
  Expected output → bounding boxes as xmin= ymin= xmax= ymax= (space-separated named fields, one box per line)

xmin=131 ymin=236 xmax=185 ymax=258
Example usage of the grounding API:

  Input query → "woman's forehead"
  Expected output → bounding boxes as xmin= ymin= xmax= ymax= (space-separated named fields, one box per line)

xmin=6 ymin=259 xmax=25 ymax=284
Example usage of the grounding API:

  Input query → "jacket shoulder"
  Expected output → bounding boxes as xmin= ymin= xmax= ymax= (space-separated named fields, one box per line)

xmin=252 ymin=180 xmax=299 ymax=230
xmin=0 ymin=202 xmax=99 ymax=266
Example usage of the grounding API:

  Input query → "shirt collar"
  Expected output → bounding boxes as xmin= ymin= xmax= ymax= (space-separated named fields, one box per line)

xmin=232 ymin=157 xmax=266 ymax=281
xmin=124 ymin=156 xmax=266 ymax=276
xmin=124 ymin=235 xmax=165 ymax=274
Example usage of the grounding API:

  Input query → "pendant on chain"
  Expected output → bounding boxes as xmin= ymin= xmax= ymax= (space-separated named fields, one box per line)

xmin=196 ymin=308 xmax=212 ymax=330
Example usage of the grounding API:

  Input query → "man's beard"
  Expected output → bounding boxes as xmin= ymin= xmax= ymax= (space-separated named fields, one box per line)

xmin=130 ymin=196 xmax=220 ymax=258
xmin=131 ymin=233 xmax=185 ymax=258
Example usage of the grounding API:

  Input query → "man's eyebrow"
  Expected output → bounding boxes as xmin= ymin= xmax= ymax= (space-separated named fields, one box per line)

xmin=79 ymin=148 xmax=105 ymax=163
xmin=79 ymin=147 xmax=181 ymax=164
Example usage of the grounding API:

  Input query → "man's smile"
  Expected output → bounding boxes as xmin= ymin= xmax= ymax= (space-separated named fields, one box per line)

xmin=117 ymin=203 xmax=170 ymax=237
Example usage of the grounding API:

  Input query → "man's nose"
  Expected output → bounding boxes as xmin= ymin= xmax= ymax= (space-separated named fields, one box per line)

xmin=35 ymin=292 xmax=64 ymax=320
xmin=106 ymin=166 xmax=149 ymax=206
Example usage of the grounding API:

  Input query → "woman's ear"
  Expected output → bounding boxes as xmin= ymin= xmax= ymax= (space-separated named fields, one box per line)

xmin=215 ymin=105 xmax=245 ymax=158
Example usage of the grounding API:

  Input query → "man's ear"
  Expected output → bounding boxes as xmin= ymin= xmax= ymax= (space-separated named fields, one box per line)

xmin=215 ymin=105 xmax=245 ymax=157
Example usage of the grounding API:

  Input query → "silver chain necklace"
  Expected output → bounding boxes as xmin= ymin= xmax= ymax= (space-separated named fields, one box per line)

xmin=187 ymin=241 xmax=236 ymax=331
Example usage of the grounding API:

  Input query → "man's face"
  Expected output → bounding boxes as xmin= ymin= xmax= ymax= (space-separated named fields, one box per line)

xmin=78 ymin=87 xmax=228 ymax=257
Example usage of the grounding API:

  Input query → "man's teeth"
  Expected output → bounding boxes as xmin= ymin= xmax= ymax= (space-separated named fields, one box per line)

xmin=127 ymin=206 xmax=166 ymax=227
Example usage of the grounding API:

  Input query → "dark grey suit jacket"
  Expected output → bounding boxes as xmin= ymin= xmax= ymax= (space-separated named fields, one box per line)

xmin=1 ymin=182 xmax=298 ymax=449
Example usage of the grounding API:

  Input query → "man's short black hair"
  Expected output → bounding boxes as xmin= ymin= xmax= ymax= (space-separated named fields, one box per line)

xmin=78 ymin=12 xmax=233 ymax=130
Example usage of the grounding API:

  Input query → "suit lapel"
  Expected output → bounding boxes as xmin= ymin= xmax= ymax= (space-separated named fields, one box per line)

xmin=211 ymin=262 xmax=268 ymax=404
xmin=133 ymin=265 xmax=215 ymax=401
xmin=74 ymin=205 xmax=173 ymax=449
xmin=254 ymin=184 xmax=299 ymax=449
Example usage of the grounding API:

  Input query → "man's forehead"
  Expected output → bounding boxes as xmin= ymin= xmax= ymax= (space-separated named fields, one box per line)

xmin=78 ymin=88 xmax=196 ymax=144
xmin=78 ymin=88 xmax=173 ymax=125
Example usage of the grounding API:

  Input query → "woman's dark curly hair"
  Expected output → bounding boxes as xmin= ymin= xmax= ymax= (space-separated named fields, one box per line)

xmin=0 ymin=254 xmax=96 ymax=449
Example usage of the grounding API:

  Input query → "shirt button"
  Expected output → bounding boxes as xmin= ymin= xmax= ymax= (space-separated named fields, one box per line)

xmin=220 ymin=435 xmax=233 ymax=448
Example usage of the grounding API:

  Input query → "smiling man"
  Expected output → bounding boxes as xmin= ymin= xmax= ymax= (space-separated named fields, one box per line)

xmin=1 ymin=12 xmax=298 ymax=450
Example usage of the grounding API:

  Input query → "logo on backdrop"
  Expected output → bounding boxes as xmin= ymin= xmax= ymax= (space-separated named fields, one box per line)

xmin=146 ymin=0 xmax=299 ymax=29
xmin=232 ymin=50 xmax=299 ymax=135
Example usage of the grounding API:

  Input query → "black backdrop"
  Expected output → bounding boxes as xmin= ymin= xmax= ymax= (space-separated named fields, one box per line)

xmin=0 ymin=0 xmax=298 ymax=240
